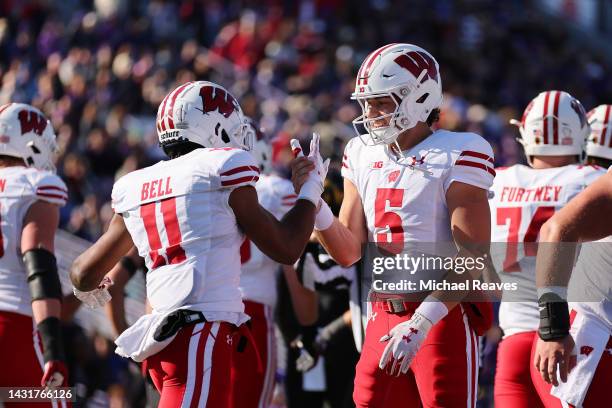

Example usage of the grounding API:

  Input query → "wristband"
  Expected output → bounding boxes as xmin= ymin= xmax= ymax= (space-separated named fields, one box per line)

xmin=536 ymin=286 xmax=567 ymax=300
xmin=314 ymin=200 xmax=334 ymax=231
xmin=415 ymin=295 xmax=449 ymax=325
xmin=298 ymin=180 xmax=322 ymax=207
xmin=538 ymin=292 xmax=570 ymax=341
xmin=37 ymin=316 xmax=66 ymax=363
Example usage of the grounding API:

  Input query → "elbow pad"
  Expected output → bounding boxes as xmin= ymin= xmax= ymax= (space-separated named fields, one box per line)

xmin=24 ymin=248 xmax=62 ymax=302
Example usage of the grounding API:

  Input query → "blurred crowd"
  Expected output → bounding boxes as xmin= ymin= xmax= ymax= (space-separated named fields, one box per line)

xmin=1 ymin=0 xmax=611 ymax=406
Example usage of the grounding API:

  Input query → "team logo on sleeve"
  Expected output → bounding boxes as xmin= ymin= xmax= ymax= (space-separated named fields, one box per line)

xmin=580 ymin=345 xmax=594 ymax=356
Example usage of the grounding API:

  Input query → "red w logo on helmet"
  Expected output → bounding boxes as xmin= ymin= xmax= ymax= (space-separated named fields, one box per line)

xmin=199 ymin=86 xmax=237 ymax=119
xmin=18 ymin=110 xmax=47 ymax=136
xmin=394 ymin=51 xmax=439 ymax=84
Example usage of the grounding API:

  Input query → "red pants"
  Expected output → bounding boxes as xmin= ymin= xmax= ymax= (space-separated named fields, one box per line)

xmin=0 ymin=311 xmax=68 ymax=408
xmin=353 ymin=302 xmax=479 ymax=407
xmin=144 ymin=321 xmax=235 ymax=408
xmin=530 ymin=310 xmax=611 ymax=408
xmin=229 ymin=300 xmax=276 ymax=408
xmin=495 ymin=331 xmax=543 ymax=408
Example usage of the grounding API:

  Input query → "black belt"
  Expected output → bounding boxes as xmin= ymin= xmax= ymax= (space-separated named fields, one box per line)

xmin=154 ymin=309 xmax=207 ymax=341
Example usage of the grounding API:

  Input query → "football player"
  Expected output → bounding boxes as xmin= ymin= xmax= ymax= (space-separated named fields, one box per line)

xmin=533 ymin=169 xmax=612 ymax=407
xmin=0 ymin=103 xmax=69 ymax=404
xmin=69 ymin=81 xmax=326 ymax=407
xmin=490 ymin=91 xmax=601 ymax=407
xmin=230 ymin=119 xmax=297 ymax=408
xmin=294 ymin=43 xmax=495 ymax=406
xmin=585 ymin=104 xmax=612 ymax=169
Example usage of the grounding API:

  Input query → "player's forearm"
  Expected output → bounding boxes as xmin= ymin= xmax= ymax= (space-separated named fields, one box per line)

xmin=282 ymin=265 xmax=318 ymax=325
xmin=535 ymin=220 xmax=578 ymax=288
xmin=316 ymin=218 xmax=362 ymax=267
xmin=269 ymin=200 xmax=316 ymax=264
xmin=32 ymin=298 xmax=61 ymax=323
xmin=71 ymin=253 xmax=115 ymax=291
xmin=106 ymin=292 xmax=128 ymax=337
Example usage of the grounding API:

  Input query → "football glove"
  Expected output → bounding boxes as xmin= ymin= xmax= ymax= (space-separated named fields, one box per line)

xmin=290 ymin=133 xmax=329 ymax=206
xmin=73 ymin=276 xmax=113 ymax=309
xmin=379 ymin=311 xmax=433 ymax=376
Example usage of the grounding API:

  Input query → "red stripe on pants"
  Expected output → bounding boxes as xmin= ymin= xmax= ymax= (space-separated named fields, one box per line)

xmin=353 ymin=302 xmax=477 ymax=407
xmin=229 ymin=300 xmax=274 ymax=408
xmin=146 ymin=321 xmax=235 ymax=407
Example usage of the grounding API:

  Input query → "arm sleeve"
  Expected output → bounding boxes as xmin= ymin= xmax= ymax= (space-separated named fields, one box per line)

xmin=443 ymin=135 xmax=496 ymax=192
xmin=30 ymin=172 xmax=68 ymax=207
xmin=218 ymin=150 xmax=260 ymax=190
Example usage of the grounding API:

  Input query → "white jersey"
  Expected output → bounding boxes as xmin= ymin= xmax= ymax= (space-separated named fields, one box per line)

xmin=0 ymin=166 xmax=67 ymax=317
xmin=239 ymin=174 xmax=295 ymax=307
xmin=111 ymin=147 xmax=259 ymax=324
xmin=342 ymin=130 xmax=495 ymax=290
xmin=489 ymin=164 xmax=605 ymax=337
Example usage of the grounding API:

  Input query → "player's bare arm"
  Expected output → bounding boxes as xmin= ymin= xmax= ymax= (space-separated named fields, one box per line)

xmin=379 ymin=182 xmax=493 ymax=377
xmin=282 ymin=264 xmax=318 ymax=325
xmin=230 ymin=186 xmax=315 ymax=265
xmin=432 ymin=181 xmax=492 ymax=310
xmin=534 ymin=171 xmax=612 ymax=386
xmin=315 ymin=177 xmax=367 ymax=267
xmin=70 ymin=213 xmax=134 ymax=291
xmin=22 ymin=200 xmax=67 ymax=386
xmin=104 ymin=247 xmax=142 ymax=337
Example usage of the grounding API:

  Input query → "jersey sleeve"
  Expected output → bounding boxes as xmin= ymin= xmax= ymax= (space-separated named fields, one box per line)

xmin=111 ymin=176 xmax=127 ymax=214
xmin=341 ymin=138 xmax=358 ymax=185
xmin=29 ymin=171 xmax=68 ymax=207
xmin=218 ymin=149 xmax=260 ymax=190
xmin=582 ymin=165 xmax=606 ymax=186
xmin=444 ymin=135 xmax=496 ymax=192
xmin=275 ymin=178 xmax=297 ymax=219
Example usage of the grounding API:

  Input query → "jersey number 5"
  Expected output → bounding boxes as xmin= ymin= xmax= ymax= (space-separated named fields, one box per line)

xmin=140 ymin=197 xmax=186 ymax=268
xmin=375 ymin=188 xmax=404 ymax=253
xmin=496 ymin=206 xmax=555 ymax=272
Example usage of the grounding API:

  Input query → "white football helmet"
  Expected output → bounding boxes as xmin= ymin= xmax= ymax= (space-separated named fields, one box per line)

xmin=511 ymin=91 xmax=589 ymax=162
xmin=0 ymin=103 xmax=58 ymax=171
xmin=586 ymin=104 xmax=612 ymax=160
xmin=351 ymin=43 xmax=443 ymax=146
xmin=156 ymin=81 xmax=253 ymax=152
xmin=245 ymin=117 xmax=272 ymax=174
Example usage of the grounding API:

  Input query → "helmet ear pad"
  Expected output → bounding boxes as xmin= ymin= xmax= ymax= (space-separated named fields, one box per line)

xmin=396 ymin=86 xmax=435 ymax=131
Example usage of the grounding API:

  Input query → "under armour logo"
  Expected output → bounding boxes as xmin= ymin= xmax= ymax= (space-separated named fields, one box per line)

xmin=402 ymin=335 xmax=412 ymax=343
xmin=370 ymin=312 xmax=378 ymax=322
xmin=226 ymin=335 xmax=233 ymax=345
xmin=410 ymin=153 xmax=428 ymax=166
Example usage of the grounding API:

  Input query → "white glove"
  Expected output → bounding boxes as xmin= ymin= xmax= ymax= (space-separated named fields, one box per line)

xmin=290 ymin=133 xmax=330 ymax=206
xmin=379 ymin=312 xmax=432 ymax=376
xmin=73 ymin=276 xmax=113 ymax=309
xmin=379 ymin=297 xmax=448 ymax=376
